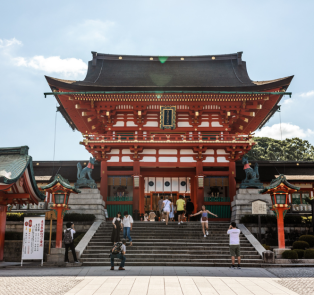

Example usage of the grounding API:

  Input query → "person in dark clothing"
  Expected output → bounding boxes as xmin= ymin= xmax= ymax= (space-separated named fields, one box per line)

xmin=186 ymin=198 xmax=194 ymax=221
xmin=111 ymin=212 xmax=123 ymax=244
xmin=64 ymin=222 xmax=79 ymax=263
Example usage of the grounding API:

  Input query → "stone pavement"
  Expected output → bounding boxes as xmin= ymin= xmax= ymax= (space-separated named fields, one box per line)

xmin=0 ymin=266 xmax=309 ymax=295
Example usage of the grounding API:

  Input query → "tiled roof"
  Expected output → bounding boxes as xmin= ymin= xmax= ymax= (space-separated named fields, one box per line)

xmin=275 ymin=175 xmax=314 ymax=180
xmin=41 ymin=174 xmax=80 ymax=193
xmin=259 ymin=174 xmax=300 ymax=194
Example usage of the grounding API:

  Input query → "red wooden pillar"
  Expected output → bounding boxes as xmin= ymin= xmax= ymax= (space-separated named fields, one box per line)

xmin=133 ymin=161 xmax=140 ymax=212
xmin=100 ymin=161 xmax=107 ymax=202
xmin=0 ymin=205 xmax=7 ymax=261
xmin=196 ymin=161 xmax=203 ymax=211
xmin=229 ymin=162 xmax=236 ymax=202
xmin=55 ymin=208 xmax=64 ymax=249
xmin=277 ymin=208 xmax=285 ymax=249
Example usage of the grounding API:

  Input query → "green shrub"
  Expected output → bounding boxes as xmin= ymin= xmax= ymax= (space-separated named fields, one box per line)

xmin=282 ymin=250 xmax=298 ymax=259
xmin=294 ymin=249 xmax=304 ymax=259
xmin=239 ymin=214 xmax=304 ymax=225
xmin=73 ymin=232 xmax=86 ymax=247
xmin=262 ymin=244 xmax=271 ymax=250
xmin=292 ymin=241 xmax=309 ymax=250
xmin=304 ymin=249 xmax=314 ymax=259
xmin=299 ymin=235 xmax=314 ymax=247
xmin=63 ymin=213 xmax=95 ymax=222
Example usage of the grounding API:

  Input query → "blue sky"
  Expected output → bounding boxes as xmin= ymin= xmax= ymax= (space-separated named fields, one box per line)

xmin=1 ymin=0 xmax=313 ymax=160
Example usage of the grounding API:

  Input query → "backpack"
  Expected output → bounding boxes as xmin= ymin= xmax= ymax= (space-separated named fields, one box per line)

xmin=63 ymin=229 xmax=73 ymax=245
xmin=111 ymin=242 xmax=123 ymax=254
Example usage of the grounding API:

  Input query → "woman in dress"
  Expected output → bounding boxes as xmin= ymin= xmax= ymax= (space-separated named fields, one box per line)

xmin=169 ymin=200 xmax=175 ymax=222
xmin=111 ymin=212 xmax=123 ymax=244
xmin=191 ymin=205 xmax=218 ymax=237
xmin=162 ymin=197 xmax=172 ymax=225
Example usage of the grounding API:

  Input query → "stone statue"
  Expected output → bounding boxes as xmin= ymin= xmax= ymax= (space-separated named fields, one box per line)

xmin=74 ymin=157 xmax=97 ymax=189
xmin=239 ymin=155 xmax=264 ymax=189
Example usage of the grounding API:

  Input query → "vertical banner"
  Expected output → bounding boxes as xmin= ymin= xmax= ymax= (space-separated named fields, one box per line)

xmin=21 ymin=216 xmax=45 ymax=266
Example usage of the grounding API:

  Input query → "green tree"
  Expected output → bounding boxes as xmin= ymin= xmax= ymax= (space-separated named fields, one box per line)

xmin=246 ymin=137 xmax=314 ymax=161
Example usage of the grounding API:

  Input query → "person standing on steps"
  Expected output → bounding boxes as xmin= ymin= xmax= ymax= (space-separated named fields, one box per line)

xmin=64 ymin=222 xmax=79 ymax=263
xmin=162 ymin=196 xmax=172 ymax=225
xmin=186 ymin=198 xmax=194 ymax=221
xmin=158 ymin=196 xmax=164 ymax=221
xmin=111 ymin=212 xmax=123 ymax=245
xmin=169 ymin=200 xmax=175 ymax=222
xmin=191 ymin=205 xmax=218 ymax=237
xmin=176 ymin=195 xmax=186 ymax=225
xmin=110 ymin=239 xmax=126 ymax=270
xmin=227 ymin=222 xmax=241 ymax=269
xmin=123 ymin=211 xmax=133 ymax=246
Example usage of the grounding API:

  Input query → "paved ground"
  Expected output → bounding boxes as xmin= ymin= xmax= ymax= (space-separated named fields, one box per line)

xmin=0 ymin=266 xmax=313 ymax=295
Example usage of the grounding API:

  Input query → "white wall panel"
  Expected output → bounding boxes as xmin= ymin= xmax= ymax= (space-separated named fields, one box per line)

xmin=159 ymin=157 xmax=177 ymax=162
xmin=204 ymin=149 xmax=214 ymax=154
xmin=217 ymin=149 xmax=227 ymax=154
xmin=211 ymin=121 xmax=223 ymax=127
xmin=178 ymin=122 xmax=193 ymax=127
xmin=203 ymin=157 xmax=215 ymax=162
xmin=140 ymin=156 xmax=156 ymax=162
xmin=107 ymin=149 xmax=119 ymax=154
xmin=180 ymin=149 xmax=195 ymax=155
xmin=156 ymin=177 xmax=163 ymax=191
xmin=107 ymin=156 xmax=119 ymax=162
xmin=121 ymin=156 xmax=132 ymax=162
xmin=172 ymin=178 xmax=179 ymax=191
xmin=113 ymin=121 xmax=124 ymax=127
xmin=143 ymin=121 xmax=158 ymax=127
xmin=199 ymin=122 xmax=210 ymax=127
xmin=179 ymin=177 xmax=188 ymax=193
xmin=217 ymin=156 xmax=229 ymax=162
xmin=180 ymin=157 xmax=196 ymax=162
xmin=122 ymin=149 xmax=130 ymax=154
xmin=148 ymin=177 xmax=156 ymax=192
xmin=141 ymin=149 xmax=156 ymax=154
xmin=159 ymin=149 xmax=177 ymax=154
xmin=164 ymin=177 xmax=171 ymax=192
xmin=126 ymin=121 xmax=137 ymax=126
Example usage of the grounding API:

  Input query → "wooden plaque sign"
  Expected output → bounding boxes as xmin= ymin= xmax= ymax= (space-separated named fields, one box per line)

xmin=160 ymin=106 xmax=176 ymax=129
xmin=45 ymin=210 xmax=57 ymax=220
xmin=252 ymin=200 xmax=267 ymax=215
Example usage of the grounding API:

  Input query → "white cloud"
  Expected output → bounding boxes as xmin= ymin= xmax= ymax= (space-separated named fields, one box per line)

xmin=0 ymin=38 xmax=22 ymax=48
xmin=255 ymin=123 xmax=314 ymax=140
xmin=300 ymin=90 xmax=314 ymax=98
xmin=13 ymin=55 xmax=87 ymax=77
xmin=68 ymin=19 xmax=115 ymax=43
xmin=283 ymin=98 xmax=293 ymax=105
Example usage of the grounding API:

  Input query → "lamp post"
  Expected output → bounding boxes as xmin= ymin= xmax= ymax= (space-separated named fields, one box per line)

xmin=260 ymin=174 xmax=299 ymax=249
xmin=41 ymin=175 xmax=80 ymax=248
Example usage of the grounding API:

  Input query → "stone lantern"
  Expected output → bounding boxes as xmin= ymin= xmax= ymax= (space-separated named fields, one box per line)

xmin=41 ymin=174 xmax=80 ymax=248
xmin=260 ymin=174 xmax=299 ymax=253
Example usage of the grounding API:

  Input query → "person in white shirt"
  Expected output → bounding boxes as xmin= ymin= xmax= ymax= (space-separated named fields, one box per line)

xmin=162 ymin=197 xmax=172 ymax=225
xmin=122 ymin=211 xmax=133 ymax=246
xmin=227 ymin=222 xmax=241 ymax=269
xmin=64 ymin=222 xmax=79 ymax=263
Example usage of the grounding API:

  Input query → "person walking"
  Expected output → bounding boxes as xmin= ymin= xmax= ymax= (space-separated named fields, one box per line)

xmin=122 ymin=211 xmax=133 ymax=246
xmin=162 ymin=197 xmax=172 ymax=225
xmin=111 ymin=212 xmax=123 ymax=244
xmin=63 ymin=222 xmax=79 ymax=263
xmin=227 ymin=222 xmax=241 ymax=269
xmin=186 ymin=198 xmax=194 ymax=221
xmin=110 ymin=239 xmax=127 ymax=270
xmin=169 ymin=201 xmax=175 ymax=222
xmin=191 ymin=205 xmax=218 ymax=237
xmin=176 ymin=195 xmax=186 ymax=225
xmin=158 ymin=196 xmax=164 ymax=221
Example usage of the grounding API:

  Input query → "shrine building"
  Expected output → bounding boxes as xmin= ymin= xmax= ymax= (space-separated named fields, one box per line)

xmin=45 ymin=52 xmax=293 ymax=220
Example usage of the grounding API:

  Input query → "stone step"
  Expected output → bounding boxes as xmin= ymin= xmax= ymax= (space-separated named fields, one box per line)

xmin=81 ymin=253 xmax=261 ymax=259
xmin=86 ymin=245 xmax=256 ymax=250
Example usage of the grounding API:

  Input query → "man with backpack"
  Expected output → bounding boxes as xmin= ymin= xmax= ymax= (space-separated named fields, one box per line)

xmin=110 ymin=239 xmax=126 ymax=270
xmin=64 ymin=222 xmax=79 ymax=263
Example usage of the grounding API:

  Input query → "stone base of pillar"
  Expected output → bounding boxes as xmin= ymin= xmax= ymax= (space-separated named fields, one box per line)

xmin=231 ymin=189 xmax=272 ymax=224
xmin=274 ymin=248 xmax=291 ymax=259
xmin=69 ymin=189 xmax=106 ymax=221
xmin=46 ymin=248 xmax=66 ymax=265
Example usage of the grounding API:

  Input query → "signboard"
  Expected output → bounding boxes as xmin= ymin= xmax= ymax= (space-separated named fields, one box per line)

xmin=252 ymin=200 xmax=267 ymax=215
xmin=45 ymin=210 xmax=57 ymax=220
xmin=160 ymin=106 xmax=176 ymax=129
xmin=21 ymin=216 xmax=45 ymax=266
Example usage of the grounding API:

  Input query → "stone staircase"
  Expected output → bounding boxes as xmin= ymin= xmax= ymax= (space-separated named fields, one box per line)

xmin=80 ymin=221 xmax=264 ymax=267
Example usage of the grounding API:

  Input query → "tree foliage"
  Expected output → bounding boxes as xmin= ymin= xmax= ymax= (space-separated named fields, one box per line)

xmin=246 ymin=137 xmax=314 ymax=161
